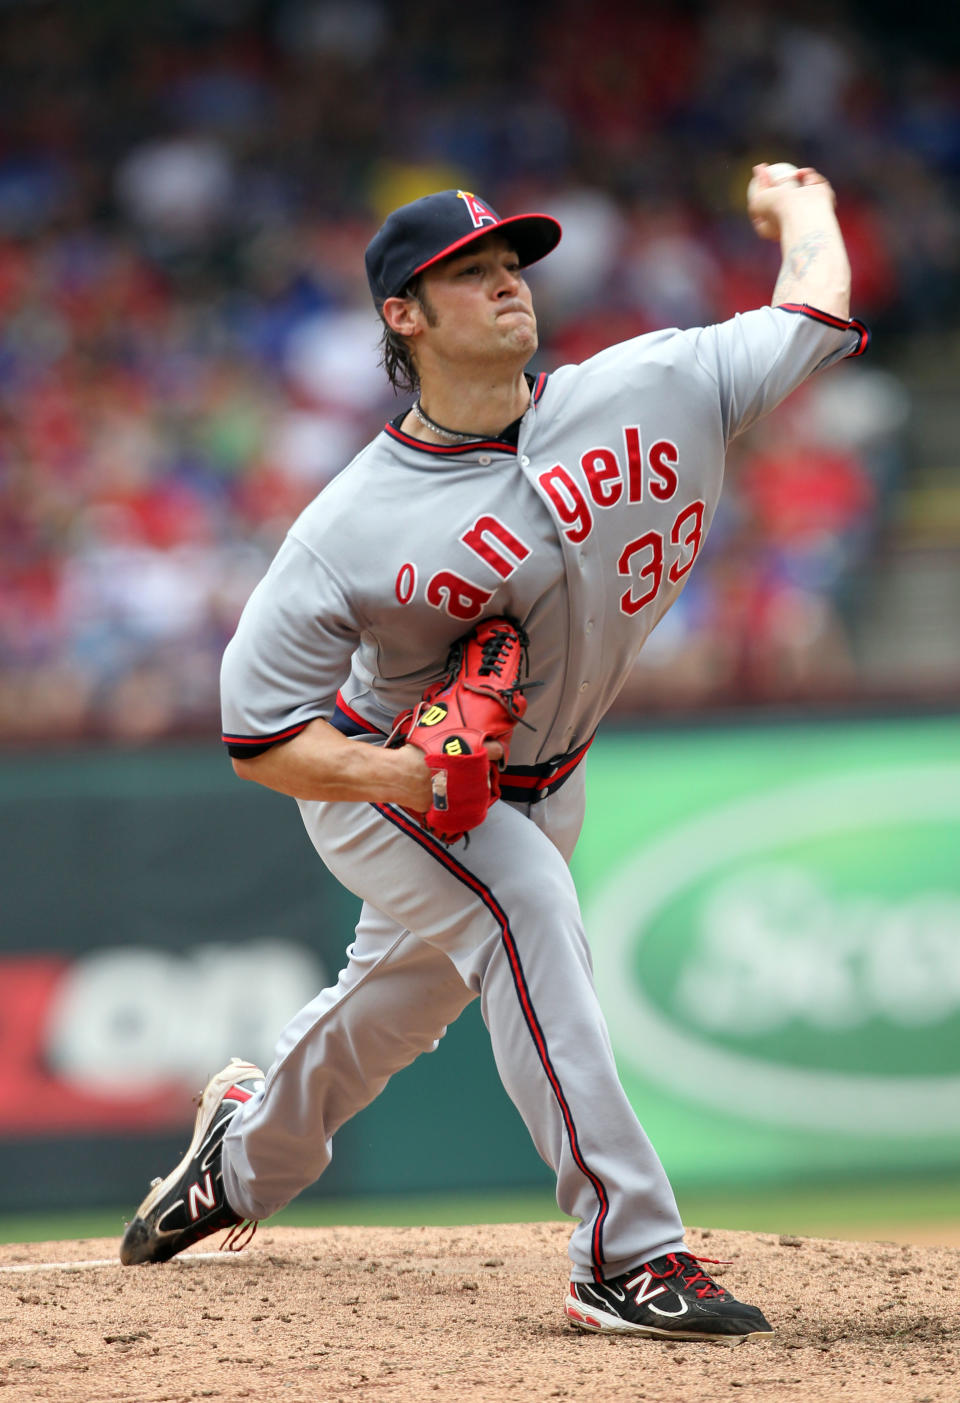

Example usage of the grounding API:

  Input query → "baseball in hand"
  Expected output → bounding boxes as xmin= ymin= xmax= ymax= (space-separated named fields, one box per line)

xmin=747 ymin=162 xmax=800 ymax=203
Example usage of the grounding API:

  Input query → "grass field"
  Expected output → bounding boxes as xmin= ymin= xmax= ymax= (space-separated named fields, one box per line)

xmin=2 ymin=1175 xmax=958 ymax=1246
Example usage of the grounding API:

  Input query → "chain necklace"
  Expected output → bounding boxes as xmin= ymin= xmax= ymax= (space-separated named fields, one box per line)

xmin=411 ymin=400 xmax=488 ymax=444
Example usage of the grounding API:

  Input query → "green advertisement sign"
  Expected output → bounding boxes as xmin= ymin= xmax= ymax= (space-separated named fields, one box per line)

xmin=574 ymin=716 xmax=960 ymax=1188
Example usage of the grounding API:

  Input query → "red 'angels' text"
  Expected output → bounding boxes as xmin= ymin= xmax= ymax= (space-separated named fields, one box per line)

xmin=394 ymin=427 xmax=706 ymax=621
xmin=537 ymin=427 xmax=679 ymax=545
xmin=395 ymin=514 xmax=530 ymax=620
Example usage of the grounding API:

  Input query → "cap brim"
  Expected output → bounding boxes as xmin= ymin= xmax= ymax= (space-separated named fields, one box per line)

xmin=409 ymin=212 xmax=562 ymax=283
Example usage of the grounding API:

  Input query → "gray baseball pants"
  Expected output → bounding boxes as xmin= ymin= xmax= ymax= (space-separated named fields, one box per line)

xmin=221 ymin=767 xmax=686 ymax=1282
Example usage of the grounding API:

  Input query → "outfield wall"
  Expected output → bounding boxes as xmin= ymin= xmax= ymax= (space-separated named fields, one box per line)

xmin=1 ymin=715 xmax=958 ymax=1213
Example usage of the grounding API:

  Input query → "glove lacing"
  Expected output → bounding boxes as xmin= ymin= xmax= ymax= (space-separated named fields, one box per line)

xmin=459 ymin=622 xmax=541 ymax=726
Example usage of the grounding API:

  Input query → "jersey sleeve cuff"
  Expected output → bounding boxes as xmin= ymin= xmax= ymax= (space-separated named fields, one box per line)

xmin=222 ymin=722 xmax=309 ymax=759
xmin=776 ymin=303 xmax=870 ymax=357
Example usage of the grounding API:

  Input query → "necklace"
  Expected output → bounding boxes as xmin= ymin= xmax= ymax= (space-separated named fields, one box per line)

xmin=411 ymin=400 xmax=487 ymax=444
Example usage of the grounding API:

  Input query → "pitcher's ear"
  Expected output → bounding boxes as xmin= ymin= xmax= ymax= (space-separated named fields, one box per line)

xmin=382 ymin=295 xmax=422 ymax=338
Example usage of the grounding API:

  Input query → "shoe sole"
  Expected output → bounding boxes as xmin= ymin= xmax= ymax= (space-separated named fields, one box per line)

xmin=564 ymin=1294 xmax=773 ymax=1343
xmin=120 ymin=1057 xmax=264 ymax=1266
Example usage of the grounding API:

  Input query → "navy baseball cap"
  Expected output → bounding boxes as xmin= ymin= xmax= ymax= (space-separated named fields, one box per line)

xmin=365 ymin=189 xmax=562 ymax=303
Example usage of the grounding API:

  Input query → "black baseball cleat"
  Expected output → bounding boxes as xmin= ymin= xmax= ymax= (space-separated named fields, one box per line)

xmin=120 ymin=1057 xmax=265 ymax=1266
xmin=565 ymin=1251 xmax=773 ymax=1342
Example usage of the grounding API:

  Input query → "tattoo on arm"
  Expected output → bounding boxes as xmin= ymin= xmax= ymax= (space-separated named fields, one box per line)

xmin=772 ymin=230 xmax=829 ymax=305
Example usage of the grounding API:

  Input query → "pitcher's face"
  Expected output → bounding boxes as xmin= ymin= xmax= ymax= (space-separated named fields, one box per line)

xmin=415 ymin=233 xmax=539 ymax=369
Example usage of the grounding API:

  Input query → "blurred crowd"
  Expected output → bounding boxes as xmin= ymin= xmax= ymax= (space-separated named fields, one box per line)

xmin=0 ymin=0 xmax=957 ymax=742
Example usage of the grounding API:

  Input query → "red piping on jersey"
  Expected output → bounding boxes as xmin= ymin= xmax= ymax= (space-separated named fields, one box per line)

xmin=777 ymin=303 xmax=870 ymax=356
xmin=221 ymin=721 xmax=308 ymax=748
xmin=383 ymin=374 xmax=549 ymax=456
xmin=334 ymin=691 xmax=384 ymax=734
xmin=383 ymin=422 xmax=518 ymax=456
xmin=372 ymin=801 xmax=612 ymax=1283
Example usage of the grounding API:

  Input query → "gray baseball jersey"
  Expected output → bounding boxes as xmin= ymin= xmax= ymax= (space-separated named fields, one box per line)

xmin=219 ymin=304 xmax=868 ymax=1282
xmin=222 ymin=305 xmax=866 ymax=762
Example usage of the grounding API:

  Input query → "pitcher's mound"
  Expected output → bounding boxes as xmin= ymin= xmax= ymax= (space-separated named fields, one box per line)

xmin=2 ymin=1222 xmax=958 ymax=1401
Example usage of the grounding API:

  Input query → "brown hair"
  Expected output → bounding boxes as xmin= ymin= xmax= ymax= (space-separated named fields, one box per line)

xmin=375 ymin=275 xmax=437 ymax=394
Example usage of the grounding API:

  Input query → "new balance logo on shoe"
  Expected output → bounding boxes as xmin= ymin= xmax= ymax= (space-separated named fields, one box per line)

xmin=188 ymin=1171 xmax=218 ymax=1221
xmin=624 ymin=1270 xmax=672 ymax=1308
xmin=565 ymin=1252 xmax=773 ymax=1342
xmin=120 ymin=1058 xmax=265 ymax=1267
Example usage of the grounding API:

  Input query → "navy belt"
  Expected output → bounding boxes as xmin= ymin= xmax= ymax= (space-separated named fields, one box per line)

xmin=496 ymin=734 xmax=594 ymax=803
xmin=331 ymin=692 xmax=593 ymax=805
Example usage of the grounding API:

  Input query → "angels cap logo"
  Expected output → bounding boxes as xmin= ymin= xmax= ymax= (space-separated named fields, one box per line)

xmin=457 ymin=191 xmax=498 ymax=230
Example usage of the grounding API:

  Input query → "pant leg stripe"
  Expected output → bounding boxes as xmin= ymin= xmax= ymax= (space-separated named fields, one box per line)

xmin=372 ymin=803 xmax=611 ymax=1280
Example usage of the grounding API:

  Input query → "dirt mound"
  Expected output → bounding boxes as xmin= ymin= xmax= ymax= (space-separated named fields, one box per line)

xmin=2 ymin=1222 xmax=958 ymax=1401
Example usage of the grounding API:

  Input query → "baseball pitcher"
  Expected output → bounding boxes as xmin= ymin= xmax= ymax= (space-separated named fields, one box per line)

xmin=120 ymin=164 xmax=867 ymax=1341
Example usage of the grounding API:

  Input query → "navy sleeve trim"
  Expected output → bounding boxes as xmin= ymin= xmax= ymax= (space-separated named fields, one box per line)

xmin=222 ymin=721 xmax=309 ymax=758
xmin=777 ymin=303 xmax=870 ymax=357
xmin=330 ymin=692 xmax=385 ymax=738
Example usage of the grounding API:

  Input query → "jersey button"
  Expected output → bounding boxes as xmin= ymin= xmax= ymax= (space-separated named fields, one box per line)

xmin=520 ymin=455 xmax=530 ymax=466
xmin=585 ymin=620 xmax=594 ymax=632
xmin=579 ymin=681 xmax=590 ymax=692
xmin=478 ymin=454 xmax=492 ymax=466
